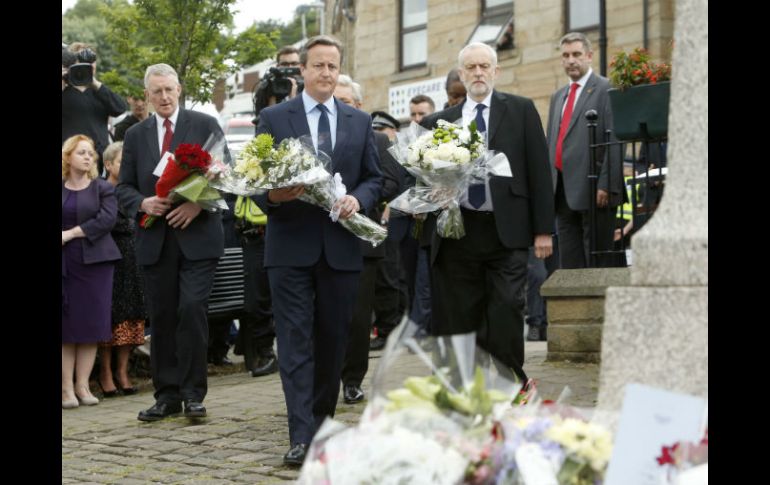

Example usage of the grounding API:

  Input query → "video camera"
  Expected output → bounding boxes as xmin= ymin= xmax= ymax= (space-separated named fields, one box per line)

xmin=265 ymin=66 xmax=304 ymax=99
xmin=252 ymin=66 xmax=304 ymax=119
xmin=62 ymin=48 xmax=97 ymax=87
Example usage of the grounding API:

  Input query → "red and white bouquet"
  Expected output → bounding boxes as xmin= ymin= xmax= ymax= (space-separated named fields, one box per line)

xmin=141 ymin=142 xmax=227 ymax=228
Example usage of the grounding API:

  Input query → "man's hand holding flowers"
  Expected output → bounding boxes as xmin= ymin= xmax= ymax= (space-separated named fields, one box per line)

xmin=333 ymin=194 xmax=360 ymax=220
xmin=267 ymin=185 xmax=305 ymax=203
xmin=140 ymin=143 xmax=226 ymax=229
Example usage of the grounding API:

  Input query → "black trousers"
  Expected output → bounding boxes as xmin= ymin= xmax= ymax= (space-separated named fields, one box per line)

xmin=341 ymin=257 xmax=379 ymax=386
xmin=431 ymin=209 xmax=529 ymax=383
xmin=241 ymin=233 xmax=275 ymax=351
xmin=555 ymin=172 xmax=618 ymax=269
xmin=142 ymin=229 xmax=219 ymax=404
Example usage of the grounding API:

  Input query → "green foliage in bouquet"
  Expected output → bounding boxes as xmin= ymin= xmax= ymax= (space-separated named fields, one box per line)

xmin=387 ymin=368 xmax=510 ymax=418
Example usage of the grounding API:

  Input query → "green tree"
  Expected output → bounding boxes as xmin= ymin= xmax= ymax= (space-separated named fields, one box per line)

xmin=63 ymin=0 xmax=139 ymax=97
xmin=102 ymin=0 xmax=277 ymax=106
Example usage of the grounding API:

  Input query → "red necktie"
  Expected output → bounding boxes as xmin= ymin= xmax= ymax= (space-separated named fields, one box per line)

xmin=161 ymin=118 xmax=173 ymax=155
xmin=555 ymin=82 xmax=579 ymax=171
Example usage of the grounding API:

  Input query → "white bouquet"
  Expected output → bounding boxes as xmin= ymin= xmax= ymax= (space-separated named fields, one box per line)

xmin=211 ymin=133 xmax=386 ymax=246
xmin=209 ymin=133 xmax=329 ymax=196
xmin=388 ymin=120 xmax=510 ymax=239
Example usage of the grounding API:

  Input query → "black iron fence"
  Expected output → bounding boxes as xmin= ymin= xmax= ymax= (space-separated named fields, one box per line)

xmin=586 ymin=110 xmax=667 ymax=267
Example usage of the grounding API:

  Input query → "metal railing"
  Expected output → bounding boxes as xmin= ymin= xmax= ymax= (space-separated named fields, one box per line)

xmin=586 ymin=110 xmax=667 ymax=267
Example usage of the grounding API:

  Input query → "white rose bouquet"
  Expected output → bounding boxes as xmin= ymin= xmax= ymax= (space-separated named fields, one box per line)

xmin=388 ymin=120 xmax=488 ymax=239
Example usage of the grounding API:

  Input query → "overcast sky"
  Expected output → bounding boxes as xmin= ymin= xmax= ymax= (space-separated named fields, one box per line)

xmin=62 ymin=0 xmax=313 ymax=32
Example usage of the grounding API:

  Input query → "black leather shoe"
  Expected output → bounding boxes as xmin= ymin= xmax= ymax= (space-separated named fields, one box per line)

xmin=526 ymin=325 xmax=542 ymax=342
xmin=343 ymin=384 xmax=365 ymax=404
xmin=283 ymin=443 xmax=308 ymax=466
xmin=137 ymin=401 xmax=182 ymax=422
xmin=183 ymin=401 xmax=207 ymax=418
xmin=251 ymin=355 xmax=278 ymax=377
xmin=369 ymin=335 xmax=387 ymax=351
xmin=540 ymin=326 xmax=548 ymax=341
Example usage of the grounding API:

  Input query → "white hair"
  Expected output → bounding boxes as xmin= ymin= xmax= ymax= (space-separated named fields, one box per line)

xmin=337 ymin=74 xmax=363 ymax=103
xmin=458 ymin=42 xmax=498 ymax=67
xmin=144 ymin=63 xmax=180 ymax=88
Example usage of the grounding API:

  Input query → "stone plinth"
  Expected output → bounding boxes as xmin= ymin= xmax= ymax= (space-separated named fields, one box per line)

xmin=541 ymin=268 xmax=630 ymax=363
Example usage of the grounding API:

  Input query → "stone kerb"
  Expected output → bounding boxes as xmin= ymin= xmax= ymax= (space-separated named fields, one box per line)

xmin=540 ymin=268 xmax=630 ymax=363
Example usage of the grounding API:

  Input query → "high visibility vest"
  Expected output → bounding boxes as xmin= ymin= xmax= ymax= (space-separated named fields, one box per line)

xmin=234 ymin=196 xmax=267 ymax=225
xmin=618 ymin=176 xmax=634 ymax=221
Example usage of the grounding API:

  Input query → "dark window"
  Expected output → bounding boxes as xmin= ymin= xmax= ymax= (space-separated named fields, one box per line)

xmin=400 ymin=0 xmax=427 ymax=70
xmin=466 ymin=0 xmax=514 ymax=51
xmin=566 ymin=0 xmax=600 ymax=31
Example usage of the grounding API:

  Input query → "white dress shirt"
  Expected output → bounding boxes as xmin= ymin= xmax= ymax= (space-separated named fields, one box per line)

xmin=459 ymin=93 xmax=494 ymax=211
xmin=302 ymin=90 xmax=337 ymax=155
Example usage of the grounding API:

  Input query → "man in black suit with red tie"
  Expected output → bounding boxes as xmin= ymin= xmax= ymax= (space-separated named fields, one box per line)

xmin=117 ymin=63 xmax=228 ymax=422
xmin=421 ymin=42 xmax=555 ymax=387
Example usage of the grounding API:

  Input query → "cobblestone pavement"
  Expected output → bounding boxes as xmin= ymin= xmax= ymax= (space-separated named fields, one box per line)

xmin=62 ymin=340 xmax=599 ymax=484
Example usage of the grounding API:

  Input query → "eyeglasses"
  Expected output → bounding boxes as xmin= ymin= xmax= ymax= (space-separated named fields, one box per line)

xmin=278 ymin=61 xmax=300 ymax=67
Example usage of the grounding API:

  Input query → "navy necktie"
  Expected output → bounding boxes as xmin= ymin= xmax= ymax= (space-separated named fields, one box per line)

xmin=468 ymin=104 xmax=487 ymax=209
xmin=316 ymin=104 xmax=332 ymax=157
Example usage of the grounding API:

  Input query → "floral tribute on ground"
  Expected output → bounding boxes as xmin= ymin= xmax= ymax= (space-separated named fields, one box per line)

xmin=297 ymin=319 xmax=614 ymax=485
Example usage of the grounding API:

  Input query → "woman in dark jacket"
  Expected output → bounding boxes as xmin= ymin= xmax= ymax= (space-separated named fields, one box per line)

xmin=61 ymin=135 xmax=121 ymax=409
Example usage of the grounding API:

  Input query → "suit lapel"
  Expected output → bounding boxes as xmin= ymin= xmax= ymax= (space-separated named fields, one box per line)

xmin=144 ymin=116 xmax=160 ymax=160
xmin=488 ymin=91 xmax=508 ymax=144
xmin=333 ymin=99 xmax=352 ymax=170
xmin=287 ymin=96 xmax=311 ymax=139
xmin=439 ymin=103 xmax=464 ymax=125
xmin=566 ymin=74 xmax=598 ymax=136
xmin=551 ymin=85 xmax=569 ymax=138
xmin=173 ymin=109 xmax=191 ymax=149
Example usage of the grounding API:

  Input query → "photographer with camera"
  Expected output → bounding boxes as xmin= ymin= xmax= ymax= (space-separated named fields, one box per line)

xmin=252 ymin=46 xmax=304 ymax=126
xmin=62 ymin=43 xmax=128 ymax=175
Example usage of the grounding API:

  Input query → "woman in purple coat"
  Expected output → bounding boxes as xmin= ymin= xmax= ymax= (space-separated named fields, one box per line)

xmin=62 ymin=135 xmax=121 ymax=409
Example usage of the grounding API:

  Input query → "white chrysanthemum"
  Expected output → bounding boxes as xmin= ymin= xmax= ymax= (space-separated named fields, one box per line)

xmin=408 ymin=147 xmax=420 ymax=164
xmin=455 ymin=146 xmax=471 ymax=164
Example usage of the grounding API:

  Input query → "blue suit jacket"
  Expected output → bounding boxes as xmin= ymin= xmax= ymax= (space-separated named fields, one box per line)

xmin=254 ymin=95 xmax=382 ymax=271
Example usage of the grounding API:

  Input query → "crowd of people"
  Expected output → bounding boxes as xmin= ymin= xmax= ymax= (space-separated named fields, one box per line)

xmin=62 ymin=31 xmax=633 ymax=466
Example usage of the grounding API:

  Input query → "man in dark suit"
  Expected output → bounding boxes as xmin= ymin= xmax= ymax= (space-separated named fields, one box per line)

xmin=422 ymin=42 xmax=554 ymax=386
xmin=253 ymin=36 xmax=382 ymax=466
xmin=547 ymin=32 xmax=623 ymax=269
xmin=117 ymin=63 xmax=227 ymax=422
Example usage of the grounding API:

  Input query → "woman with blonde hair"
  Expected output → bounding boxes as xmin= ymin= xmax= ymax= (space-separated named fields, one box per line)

xmin=62 ymin=135 xmax=121 ymax=409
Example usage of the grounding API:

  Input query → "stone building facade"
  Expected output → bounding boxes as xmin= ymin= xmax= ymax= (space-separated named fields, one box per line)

xmin=325 ymin=0 xmax=674 ymax=126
